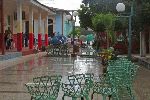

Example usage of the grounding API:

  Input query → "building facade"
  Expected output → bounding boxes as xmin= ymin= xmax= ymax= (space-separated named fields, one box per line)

xmin=0 ymin=0 xmax=74 ymax=55
xmin=0 ymin=0 xmax=55 ymax=55
xmin=54 ymin=9 xmax=73 ymax=37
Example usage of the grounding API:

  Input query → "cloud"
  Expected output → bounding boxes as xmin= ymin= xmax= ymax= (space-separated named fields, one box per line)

xmin=38 ymin=0 xmax=82 ymax=10
xmin=38 ymin=0 xmax=81 ymax=26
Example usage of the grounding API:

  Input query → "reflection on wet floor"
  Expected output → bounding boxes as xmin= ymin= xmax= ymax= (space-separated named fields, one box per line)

xmin=0 ymin=56 xmax=103 ymax=100
xmin=0 ymin=56 xmax=150 ymax=100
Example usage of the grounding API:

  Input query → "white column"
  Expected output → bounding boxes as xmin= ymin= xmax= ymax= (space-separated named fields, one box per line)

xmin=17 ymin=0 xmax=22 ymax=33
xmin=38 ymin=10 xmax=41 ymax=33
xmin=29 ymin=5 xmax=33 ymax=33
xmin=45 ymin=16 xmax=48 ymax=34
xmin=53 ymin=17 xmax=56 ymax=32
xmin=140 ymin=32 xmax=146 ymax=57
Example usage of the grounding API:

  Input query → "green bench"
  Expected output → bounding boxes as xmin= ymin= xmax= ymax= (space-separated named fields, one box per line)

xmin=46 ymin=44 xmax=69 ymax=56
xmin=25 ymin=75 xmax=62 ymax=100
xmin=92 ymin=57 xmax=139 ymax=100
xmin=62 ymin=73 xmax=94 ymax=100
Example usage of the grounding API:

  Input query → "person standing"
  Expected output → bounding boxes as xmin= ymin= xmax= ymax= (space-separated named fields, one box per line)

xmin=24 ymin=32 xmax=29 ymax=47
xmin=4 ymin=28 xmax=13 ymax=50
xmin=4 ymin=30 xmax=9 ymax=50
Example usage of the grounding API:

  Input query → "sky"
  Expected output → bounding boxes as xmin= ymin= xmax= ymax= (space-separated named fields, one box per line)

xmin=38 ymin=0 xmax=82 ymax=26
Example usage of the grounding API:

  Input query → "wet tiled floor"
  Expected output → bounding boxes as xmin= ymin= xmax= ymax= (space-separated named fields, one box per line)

xmin=134 ymin=65 xmax=150 ymax=100
xmin=0 ymin=55 xmax=150 ymax=100
xmin=0 ymin=56 xmax=103 ymax=100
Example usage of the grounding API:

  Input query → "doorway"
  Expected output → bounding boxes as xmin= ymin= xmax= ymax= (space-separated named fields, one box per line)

xmin=24 ymin=21 xmax=29 ymax=47
xmin=48 ymin=19 xmax=53 ymax=37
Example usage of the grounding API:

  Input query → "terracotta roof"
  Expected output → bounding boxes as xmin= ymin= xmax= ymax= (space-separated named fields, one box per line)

xmin=33 ymin=0 xmax=55 ymax=13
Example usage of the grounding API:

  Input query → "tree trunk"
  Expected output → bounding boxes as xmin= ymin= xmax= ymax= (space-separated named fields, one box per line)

xmin=96 ymin=32 xmax=100 ymax=51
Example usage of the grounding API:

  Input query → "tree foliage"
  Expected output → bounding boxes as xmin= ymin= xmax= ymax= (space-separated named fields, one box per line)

xmin=82 ymin=0 xmax=131 ymax=13
xmin=79 ymin=0 xmax=131 ymax=30
xmin=79 ymin=0 xmax=150 ymax=53
xmin=69 ymin=26 xmax=81 ymax=37
xmin=114 ymin=20 xmax=123 ymax=32
xmin=92 ymin=13 xmax=116 ymax=45
xmin=92 ymin=13 xmax=116 ymax=33
xmin=80 ymin=0 xmax=150 ymax=29
xmin=79 ymin=0 xmax=150 ymax=36
xmin=78 ymin=4 xmax=93 ymax=30
xmin=132 ymin=0 xmax=150 ymax=32
xmin=140 ymin=2 xmax=150 ymax=26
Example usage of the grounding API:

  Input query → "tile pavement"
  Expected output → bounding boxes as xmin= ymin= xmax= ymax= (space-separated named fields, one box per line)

xmin=0 ymin=53 xmax=149 ymax=100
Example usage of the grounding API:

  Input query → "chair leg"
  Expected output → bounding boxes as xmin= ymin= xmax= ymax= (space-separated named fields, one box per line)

xmin=102 ymin=95 xmax=106 ymax=100
xmin=91 ymin=92 xmax=94 ymax=100
xmin=31 ymin=96 xmax=33 ymax=100
xmin=127 ymin=87 xmax=135 ymax=100
xmin=114 ymin=93 xmax=120 ymax=100
xmin=72 ymin=97 xmax=77 ymax=100
xmin=81 ymin=97 xmax=84 ymax=100
xmin=108 ymin=95 xmax=112 ymax=100
xmin=85 ymin=95 xmax=89 ymax=100
xmin=62 ymin=95 xmax=65 ymax=100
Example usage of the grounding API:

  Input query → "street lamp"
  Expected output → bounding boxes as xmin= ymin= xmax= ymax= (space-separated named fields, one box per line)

xmin=116 ymin=3 xmax=125 ymax=12
xmin=116 ymin=1 xmax=134 ymax=60
xmin=66 ymin=11 xmax=78 ymax=57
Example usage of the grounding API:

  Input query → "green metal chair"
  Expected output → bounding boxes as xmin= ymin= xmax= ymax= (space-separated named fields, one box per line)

xmin=107 ymin=58 xmax=139 ymax=100
xmin=92 ymin=74 xmax=114 ymax=100
xmin=62 ymin=73 xmax=94 ymax=100
xmin=92 ymin=57 xmax=139 ymax=100
xmin=46 ymin=45 xmax=53 ymax=56
xmin=60 ymin=44 xmax=69 ymax=56
xmin=25 ymin=75 xmax=62 ymax=100
xmin=53 ymin=45 xmax=60 ymax=56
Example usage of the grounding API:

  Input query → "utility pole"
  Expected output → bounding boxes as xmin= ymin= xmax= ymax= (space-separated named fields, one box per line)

xmin=128 ymin=0 xmax=135 ymax=60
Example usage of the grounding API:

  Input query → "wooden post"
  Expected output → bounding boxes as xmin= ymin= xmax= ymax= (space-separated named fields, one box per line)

xmin=0 ymin=0 xmax=5 ymax=55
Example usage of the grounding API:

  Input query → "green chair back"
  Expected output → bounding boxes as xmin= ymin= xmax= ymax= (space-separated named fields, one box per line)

xmin=25 ymin=75 xmax=62 ymax=100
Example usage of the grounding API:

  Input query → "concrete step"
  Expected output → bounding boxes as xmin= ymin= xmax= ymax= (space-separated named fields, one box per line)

xmin=0 ymin=52 xmax=22 ymax=61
